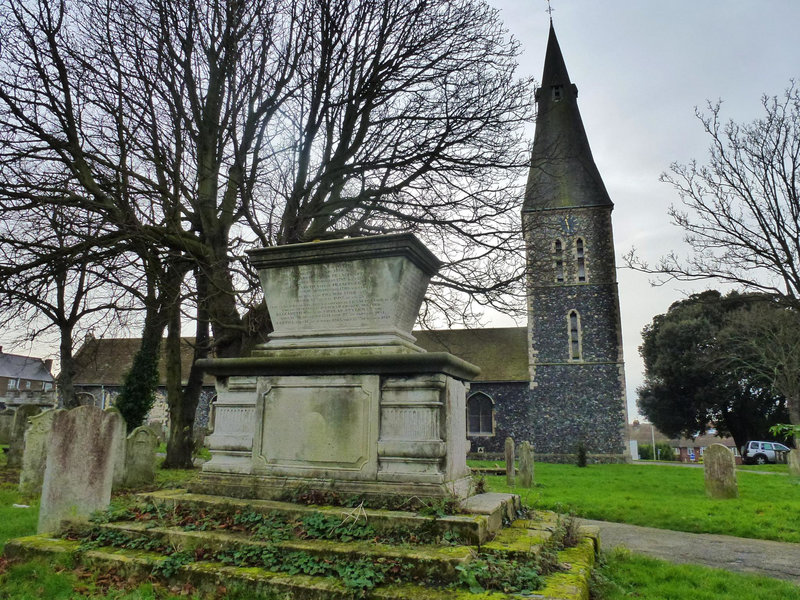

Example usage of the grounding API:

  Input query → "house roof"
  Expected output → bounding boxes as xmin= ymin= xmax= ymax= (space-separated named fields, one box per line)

xmin=627 ymin=422 xmax=736 ymax=448
xmin=0 ymin=351 xmax=54 ymax=383
xmin=72 ymin=327 xmax=530 ymax=386
xmin=73 ymin=337 xmax=215 ymax=387
xmin=413 ymin=327 xmax=529 ymax=382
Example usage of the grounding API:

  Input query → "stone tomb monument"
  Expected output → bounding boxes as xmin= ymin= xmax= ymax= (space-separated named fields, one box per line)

xmin=0 ymin=408 xmax=14 ymax=446
xmin=194 ymin=234 xmax=479 ymax=499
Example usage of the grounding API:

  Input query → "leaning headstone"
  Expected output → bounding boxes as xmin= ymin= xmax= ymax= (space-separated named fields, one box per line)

xmin=6 ymin=405 xmax=41 ymax=468
xmin=505 ymin=437 xmax=515 ymax=487
xmin=703 ymin=443 xmax=738 ymax=499
xmin=19 ymin=409 xmax=60 ymax=498
xmin=106 ymin=407 xmax=127 ymax=490
xmin=519 ymin=441 xmax=534 ymax=488
xmin=0 ymin=408 xmax=15 ymax=446
xmin=124 ymin=426 xmax=158 ymax=487
xmin=38 ymin=405 xmax=124 ymax=533
xmin=788 ymin=449 xmax=800 ymax=478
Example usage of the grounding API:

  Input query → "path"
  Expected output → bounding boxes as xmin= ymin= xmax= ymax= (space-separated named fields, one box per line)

xmin=581 ymin=518 xmax=800 ymax=583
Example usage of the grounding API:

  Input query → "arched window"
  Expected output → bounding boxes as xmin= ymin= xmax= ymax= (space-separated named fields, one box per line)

xmin=467 ymin=392 xmax=494 ymax=435
xmin=576 ymin=238 xmax=586 ymax=282
xmin=554 ymin=239 xmax=564 ymax=283
xmin=568 ymin=310 xmax=582 ymax=360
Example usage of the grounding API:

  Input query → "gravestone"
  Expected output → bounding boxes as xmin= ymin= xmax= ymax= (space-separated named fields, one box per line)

xmin=148 ymin=421 xmax=167 ymax=444
xmin=703 ymin=443 xmax=738 ymax=499
xmin=789 ymin=449 xmax=800 ymax=477
xmin=124 ymin=426 xmax=158 ymax=487
xmin=19 ymin=409 xmax=60 ymax=498
xmin=38 ymin=405 xmax=125 ymax=533
xmin=106 ymin=407 xmax=127 ymax=489
xmin=505 ymin=437 xmax=515 ymax=487
xmin=6 ymin=405 xmax=41 ymax=468
xmin=519 ymin=441 xmax=534 ymax=488
xmin=0 ymin=408 xmax=15 ymax=446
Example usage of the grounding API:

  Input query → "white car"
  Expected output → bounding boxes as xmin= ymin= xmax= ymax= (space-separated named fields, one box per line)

xmin=741 ymin=441 xmax=792 ymax=465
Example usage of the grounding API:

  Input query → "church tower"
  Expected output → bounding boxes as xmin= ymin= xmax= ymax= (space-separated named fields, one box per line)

xmin=523 ymin=23 xmax=628 ymax=459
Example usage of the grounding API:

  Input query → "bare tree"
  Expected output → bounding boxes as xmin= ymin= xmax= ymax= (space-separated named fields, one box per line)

xmin=626 ymin=82 xmax=800 ymax=305
xmin=718 ymin=301 xmax=800 ymax=445
xmin=0 ymin=0 xmax=534 ymax=466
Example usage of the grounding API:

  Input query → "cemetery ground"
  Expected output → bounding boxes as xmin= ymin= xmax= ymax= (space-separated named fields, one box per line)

xmin=0 ymin=452 xmax=799 ymax=600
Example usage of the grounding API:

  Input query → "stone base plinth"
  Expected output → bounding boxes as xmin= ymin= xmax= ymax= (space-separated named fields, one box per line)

xmin=189 ymin=472 xmax=474 ymax=501
xmin=196 ymin=351 xmax=479 ymax=500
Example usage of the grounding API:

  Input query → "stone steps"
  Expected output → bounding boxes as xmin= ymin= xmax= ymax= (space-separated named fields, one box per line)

xmin=4 ymin=491 xmax=599 ymax=599
xmin=141 ymin=489 xmax=520 ymax=545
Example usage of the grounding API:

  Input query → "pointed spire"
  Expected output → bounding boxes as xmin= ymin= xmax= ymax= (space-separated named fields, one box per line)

xmin=524 ymin=23 xmax=612 ymax=211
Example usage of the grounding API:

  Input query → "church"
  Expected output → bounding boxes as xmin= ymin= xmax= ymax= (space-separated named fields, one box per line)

xmin=417 ymin=22 xmax=629 ymax=462
xmin=71 ymin=23 xmax=629 ymax=462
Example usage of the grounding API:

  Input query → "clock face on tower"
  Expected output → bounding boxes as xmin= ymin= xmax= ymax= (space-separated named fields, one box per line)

xmin=559 ymin=215 xmax=577 ymax=235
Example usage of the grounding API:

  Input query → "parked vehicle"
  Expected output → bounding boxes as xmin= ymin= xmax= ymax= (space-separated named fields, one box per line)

xmin=740 ymin=441 xmax=792 ymax=465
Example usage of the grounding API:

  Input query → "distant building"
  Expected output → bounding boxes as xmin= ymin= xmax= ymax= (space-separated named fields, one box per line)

xmin=0 ymin=347 xmax=56 ymax=408
xmin=627 ymin=421 xmax=741 ymax=464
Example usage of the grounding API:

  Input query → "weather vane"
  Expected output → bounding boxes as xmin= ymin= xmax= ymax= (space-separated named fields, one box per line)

xmin=546 ymin=0 xmax=554 ymax=22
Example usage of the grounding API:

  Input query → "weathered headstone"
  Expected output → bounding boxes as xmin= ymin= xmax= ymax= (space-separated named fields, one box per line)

xmin=505 ymin=437 xmax=515 ymax=486
xmin=6 ymin=405 xmax=41 ymax=468
xmin=19 ymin=409 xmax=60 ymax=498
xmin=519 ymin=441 xmax=534 ymax=488
xmin=105 ymin=406 xmax=127 ymax=489
xmin=124 ymin=426 xmax=158 ymax=487
xmin=0 ymin=408 xmax=15 ymax=446
xmin=788 ymin=449 xmax=800 ymax=477
xmin=703 ymin=443 xmax=738 ymax=499
xmin=38 ymin=405 xmax=125 ymax=534
xmin=148 ymin=421 xmax=167 ymax=444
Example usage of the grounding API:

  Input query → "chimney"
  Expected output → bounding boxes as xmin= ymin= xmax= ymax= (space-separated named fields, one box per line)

xmin=44 ymin=359 xmax=53 ymax=373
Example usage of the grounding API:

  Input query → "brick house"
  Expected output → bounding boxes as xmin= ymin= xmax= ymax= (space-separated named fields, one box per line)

xmin=0 ymin=347 xmax=56 ymax=409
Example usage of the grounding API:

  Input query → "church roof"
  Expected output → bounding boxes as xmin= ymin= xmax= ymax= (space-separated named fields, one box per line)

xmin=523 ymin=23 xmax=612 ymax=212
xmin=71 ymin=327 xmax=530 ymax=385
xmin=413 ymin=327 xmax=528 ymax=382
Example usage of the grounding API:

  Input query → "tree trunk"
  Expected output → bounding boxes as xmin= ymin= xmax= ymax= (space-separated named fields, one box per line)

xmin=163 ymin=269 xmax=212 ymax=469
xmin=58 ymin=324 xmax=78 ymax=408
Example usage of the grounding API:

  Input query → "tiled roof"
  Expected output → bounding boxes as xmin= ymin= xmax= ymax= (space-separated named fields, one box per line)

xmin=0 ymin=352 xmax=54 ymax=383
xmin=73 ymin=337 xmax=215 ymax=386
xmin=413 ymin=327 xmax=528 ymax=382
xmin=72 ymin=327 xmax=531 ymax=386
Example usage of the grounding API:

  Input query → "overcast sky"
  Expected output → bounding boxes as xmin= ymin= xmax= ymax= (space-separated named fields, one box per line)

xmin=488 ymin=0 xmax=800 ymax=420
xmin=3 ymin=1 xmax=799 ymax=423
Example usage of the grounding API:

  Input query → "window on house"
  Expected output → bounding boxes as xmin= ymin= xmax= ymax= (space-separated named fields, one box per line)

xmin=554 ymin=239 xmax=564 ymax=282
xmin=569 ymin=310 xmax=582 ymax=360
xmin=467 ymin=393 xmax=494 ymax=435
xmin=44 ymin=383 xmax=53 ymax=392
xmin=8 ymin=379 xmax=17 ymax=390
xmin=576 ymin=238 xmax=586 ymax=282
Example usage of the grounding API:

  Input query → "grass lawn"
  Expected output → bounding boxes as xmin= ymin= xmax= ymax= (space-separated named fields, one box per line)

xmin=593 ymin=549 xmax=800 ymax=600
xmin=473 ymin=461 xmax=800 ymax=543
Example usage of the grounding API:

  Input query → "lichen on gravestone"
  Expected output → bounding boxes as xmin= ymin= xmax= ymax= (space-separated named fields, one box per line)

xmin=19 ymin=409 xmax=61 ymax=498
xmin=703 ymin=443 xmax=738 ymax=499
xmin=505 ymin=437 xmax=515 ymax=486
xmin=519 ymin=441 xmax=534 ymax=488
